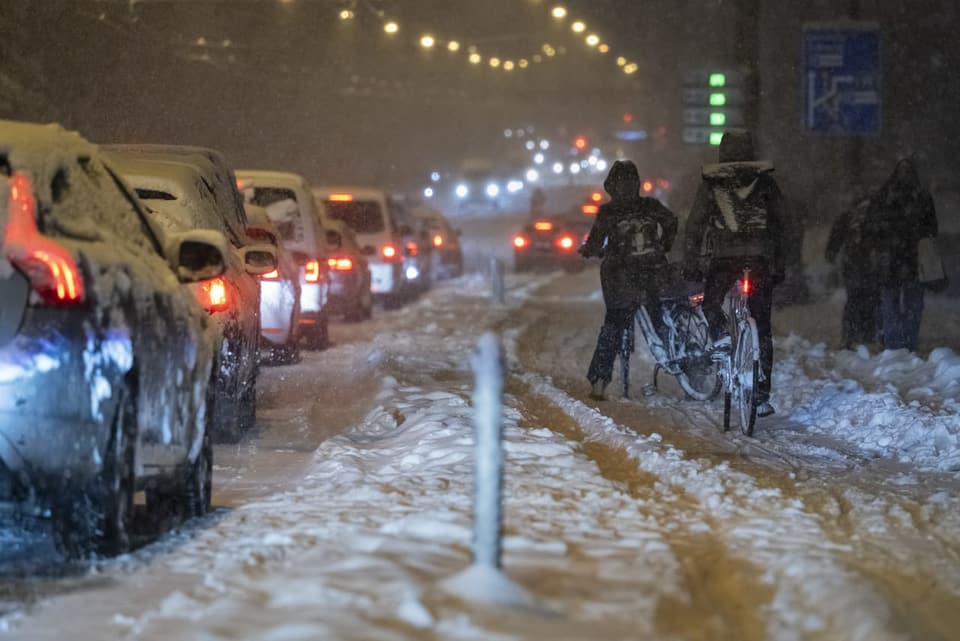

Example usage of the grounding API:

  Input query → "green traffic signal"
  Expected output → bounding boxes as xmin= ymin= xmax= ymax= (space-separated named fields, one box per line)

xmin=710 ymin=112 xmax=726 ymax=126
xmin=709 ymin=132 xmax=723 ymax=146
xmin=709 ymin=92 xmax=726 ymax=106
xmin=709 ymin=73 xmax=726 ymax=87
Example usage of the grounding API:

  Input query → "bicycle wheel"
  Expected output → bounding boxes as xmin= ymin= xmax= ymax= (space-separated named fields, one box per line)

xmin=672 ymin=307 xmax=721 ymax=401
xmin=731 ymin=319 xmax=758 ymax=436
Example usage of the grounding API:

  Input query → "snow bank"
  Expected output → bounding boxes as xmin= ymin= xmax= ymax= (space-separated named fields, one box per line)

xmin=775 ymin=335 xmax=960 ymax=471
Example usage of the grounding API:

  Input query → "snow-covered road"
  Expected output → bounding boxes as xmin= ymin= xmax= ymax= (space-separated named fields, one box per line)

xmin=3 ymin=215 xmax=960 ymax=640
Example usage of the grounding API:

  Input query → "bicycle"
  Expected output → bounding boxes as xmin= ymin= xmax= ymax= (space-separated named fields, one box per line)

xmin=619 ymin=283 xmax=721 ymax=402
xmin=717 ymin=268 xmax=762 ymax=436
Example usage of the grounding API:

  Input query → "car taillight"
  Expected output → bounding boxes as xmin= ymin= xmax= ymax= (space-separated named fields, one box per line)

xmin=197 ymin=277 xmax=229 ymax=312
xmin=327 ymin=257 xmax=354 ymax=271
xmin=513 ymin=235 xmax=529 ymax=249
xmin=3 ymin=172 xmax=85 ymax=306
xmin=433 ymin=234 xmax=444 ymax=247
xmin=261 ymin=268 xmax=280 ymax=281
xmin=381 ymin=244 xmax=399 ymax=261
xmin=534 ymin=221 xmax=553 ymax=231
xmin=556 ymin=235 xmax=575 ymax=251
xmin=742 ymin=278 xmax=751 ymax=295
xmin=581 ymin=204 xmax=599 ymax=215
xmin=305 ymin=259 xmax=322 ymax=283
xmin=405 ymin=241 xmax=419 ymax=257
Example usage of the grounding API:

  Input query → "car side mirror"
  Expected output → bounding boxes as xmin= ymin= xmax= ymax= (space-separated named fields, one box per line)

xmin=166 ymin=230 xmax=228 ymax=283
xmin=241 ymin=243 xmax=279 ymax=276
xmin=325 ymin=229 xmax=343 ymax=248
xmin=362 ymin=245 xmax=376 ymax=256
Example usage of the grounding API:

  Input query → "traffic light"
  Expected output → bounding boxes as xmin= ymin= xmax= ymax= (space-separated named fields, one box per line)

xmin=682 ymin=68 xmax=744 ymax=146
xmin=574 ymin=136 xmax=587 ymax=151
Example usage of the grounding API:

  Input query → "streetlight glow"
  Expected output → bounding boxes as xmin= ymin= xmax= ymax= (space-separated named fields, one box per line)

xmin=383 ymin=21 xmax=398 ymax=34
xmin=447 ymin=40 xmax=460 ymax=52
xmin=597 ymin=43 xmax=610 ymax=54
xmin=585 ymin=34 xmax=600 ymax=47
xmin=469 ymin=53 xmax=482 ymax=65
xmin=518 ymin=58 xmax=529 ymax=68
xmin=419 ymin=34 xmax=435 ymax=48
xmin=551 ymin=5 xmax=567 ymax=19
xmin=338 ymin=9 xmax=354 ymax=20
xmin=571 ymin=21 xmax=586 ymax=33
xmin=489 ymin=57 xmax=501 ymax=68
xmin=624 ymin=63 xmax=638 ymax=74
xmin=616 ymin=56 xmax=626 ymax=66
xmin=503 ymin=60 xmax=515 ymax=71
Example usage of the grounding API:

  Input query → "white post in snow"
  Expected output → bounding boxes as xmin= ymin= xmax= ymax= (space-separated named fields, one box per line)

xmin=471 ymin=332 xmax=504 ymax=569
xmin=490 ymin=257 xmax=505 ymax=305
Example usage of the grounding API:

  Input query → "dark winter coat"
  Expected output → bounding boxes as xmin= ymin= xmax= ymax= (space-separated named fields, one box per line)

xmin=582 ymin=197 xmax=678 ymax=310
xmin=826 ymin=193 xmax=878 ymax=289
xmin=866 ymin=160 xmax=938 ymax=287
xmin=683 ymin=161 xmax=785 ymax=277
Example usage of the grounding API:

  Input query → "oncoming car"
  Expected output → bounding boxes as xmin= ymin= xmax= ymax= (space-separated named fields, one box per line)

xmin=0 ymin=121 xmax=220 ymax=558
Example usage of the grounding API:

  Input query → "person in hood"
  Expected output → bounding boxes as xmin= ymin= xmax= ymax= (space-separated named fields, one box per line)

xmin=867 ymin=159 xmax=938 ymax=351
xmin=580 ymin=160 xmax=678 ymax=400
xmin=683 ymin=130 xmax=784 ymax=418
xmin=826 ymin=186 xmax=881 ymax=349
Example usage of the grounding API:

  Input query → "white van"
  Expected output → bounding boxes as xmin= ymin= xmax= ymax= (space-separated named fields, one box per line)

xmin=237 ymin=171 xmax=331 ymax=349
xmin=312 ymin=186 xmax=409 ymax=306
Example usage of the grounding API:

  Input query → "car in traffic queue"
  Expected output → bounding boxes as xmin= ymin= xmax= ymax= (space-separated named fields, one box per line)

xmin=237 ymin=170 xmax=331 ymax=350
xmin=320 ymin=218 xmax=373 ymax=321
xmin=513 ymin=215 xmax=590 ymax=273
xmin=312 ymin=186 xmax=412 ymax=308
xmin=106 ymin=151 xmax=276 ymax=443
xmin=246 ymin=203 xmax=302 ymax=361
xmin=0 ymin=120 xmax=223 ymax=558
xmin=392 ymin=198 xmax=433 ymax=296
xmin=410 ymin=204 xmax=463 ymax=280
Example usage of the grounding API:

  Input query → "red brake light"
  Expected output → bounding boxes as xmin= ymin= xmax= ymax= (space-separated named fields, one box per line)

xmin=590 ymin=191 xmax=603 ymax=203
xmin=582 ymin=204 xmax=599 ymax=215
xmin=405 ymin=241 xmax=419 ymax=257
xmin=305 ymin=259 xmax=322 ymax=283
xmin=381 ymin=245 xmax=399 ymax=261
xmin=642 ymin=180 xmax=654 ymax=193
xmin=3 ymin=172 xmax=85 ymax=306
xmin=261 ymin=268 xmax=280 ymax=281
xmin=513 ymin=235 xmax=528 ymax=249
xmin=556 ymin=235 xmax=575 ymax=251
xmin=534 ymin=221 xmax=553 ymax=231
xmin=742 ymin=278 xmax=751 ymax=295
xmin=327 ymin=257 xmax=354 ymax=271
xmin=433 ymin=234 xmax=444 ymax=247
xmin=328 ymin=193 xmax=354 ymax=202
xmin=197 ymin=277 xmax=229 ymax=312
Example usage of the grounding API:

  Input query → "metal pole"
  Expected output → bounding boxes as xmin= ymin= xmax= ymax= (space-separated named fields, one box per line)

xmin=470 ymin=333 xmax=504 ymax=569
xmin=491 ymin=257 xmax=505 ymax=305
xmin=848 ymin=0 xmax=864 ymax=185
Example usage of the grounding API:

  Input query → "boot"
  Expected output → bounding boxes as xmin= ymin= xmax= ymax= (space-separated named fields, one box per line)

xmin=589 ymin=379 xmax=610 ymax=401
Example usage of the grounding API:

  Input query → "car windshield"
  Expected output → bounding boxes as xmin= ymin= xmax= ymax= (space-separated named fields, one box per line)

xmin=324 ymin=200 xmax=385 ymax=234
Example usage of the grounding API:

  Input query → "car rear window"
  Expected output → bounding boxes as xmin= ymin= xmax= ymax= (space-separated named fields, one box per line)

xmin=244 ymin=187 xmax=303 ymax=242
xmin=324 ymin=200 xmax=385 ymax=234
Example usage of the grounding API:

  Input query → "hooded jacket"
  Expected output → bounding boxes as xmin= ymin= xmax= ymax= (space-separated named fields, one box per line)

xmin=866 ymin=159 xmax=938 ymax=286
xmin=684 ymin=131 xmax=784 ymax=274
xmin=582 ymin=160 xmax=678 ymax=309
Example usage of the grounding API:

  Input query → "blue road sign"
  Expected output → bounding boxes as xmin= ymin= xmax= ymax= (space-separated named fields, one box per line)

xmin=803 ymin=23 xmax=881 ymax=135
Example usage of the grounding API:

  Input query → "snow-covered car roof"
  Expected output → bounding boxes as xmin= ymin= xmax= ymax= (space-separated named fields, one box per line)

xmin=235 ymin=169 xmax=309 ymax=191
xmin=0 ymin=119 xmax=98 ymax=207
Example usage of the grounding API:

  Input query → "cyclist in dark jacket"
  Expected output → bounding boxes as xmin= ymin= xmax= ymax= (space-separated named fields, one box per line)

xmin=683 ymin=130 xmax=784 ymax=417
xmin=867 ymin=159 xmax=938 ymax=351
xmin=580 ymin=160 xmax=678 ymax=400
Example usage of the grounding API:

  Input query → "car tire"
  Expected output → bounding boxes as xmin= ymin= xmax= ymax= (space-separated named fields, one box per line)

xmin=303 ymin=311 xmax=329 ymax=351
xmin=52 ymin=386 xmax=136 ymax=559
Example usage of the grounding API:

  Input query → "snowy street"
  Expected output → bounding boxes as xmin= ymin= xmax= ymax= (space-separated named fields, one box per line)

xmin=3 ymin=217 xmax=960 ymax=640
